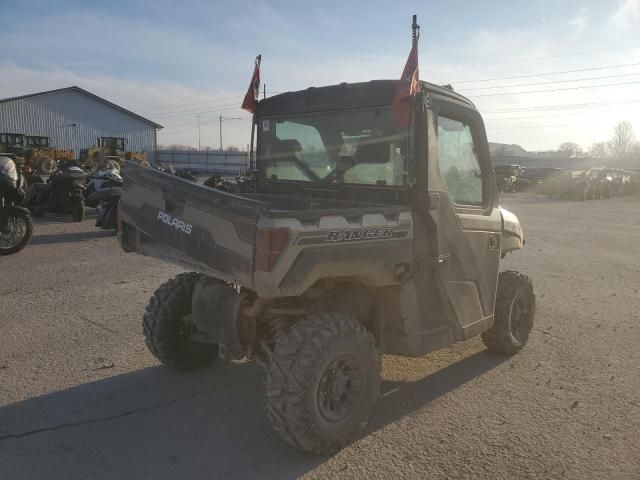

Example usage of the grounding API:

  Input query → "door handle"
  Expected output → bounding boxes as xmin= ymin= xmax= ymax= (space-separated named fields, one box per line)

xmin=488 ymin=234 xmax=500 ymax=250
xmin=428 ymin=192 xmax=440 ymax=210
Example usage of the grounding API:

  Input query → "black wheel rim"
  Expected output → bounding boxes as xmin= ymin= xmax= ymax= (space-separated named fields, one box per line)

xmin=0 ymin=215 xmax=27 ymax=250
xmin=508 ymin=291 xmax=530 ymax=343
xmin=176 ymin=315 xmax=194 ymax=353
xmin=317 ymin=354 xmax=365 ymax=423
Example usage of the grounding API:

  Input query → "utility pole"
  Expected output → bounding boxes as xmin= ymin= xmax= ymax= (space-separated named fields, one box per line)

xmin=263 ymin=84 xmax=266 ymax=100
xmin=219 ymin=116 xmax=242 ymax=151
xmin=197 ymin=115 xmax=201 ymax=151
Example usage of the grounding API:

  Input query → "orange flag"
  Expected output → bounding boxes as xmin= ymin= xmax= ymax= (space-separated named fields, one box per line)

xmin=241 ymin=55 xmax=261 ymax=113
xmin=393 ymin=42 xmax=420 ymax=127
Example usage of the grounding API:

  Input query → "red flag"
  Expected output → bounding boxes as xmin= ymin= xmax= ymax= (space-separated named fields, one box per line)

xmin=393 ymin=42 xmax=420 ymax=127
xmin=241 ymin=55 xmax=261 ymax=113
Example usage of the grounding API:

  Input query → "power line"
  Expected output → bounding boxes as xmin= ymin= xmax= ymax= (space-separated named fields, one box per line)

xmin=483 ymin=98 xmax=640 ymax=114
xmin=488 ymin=122 xmax=597 ymax=130
xmin=267 ymin=48 xmax=640 ymax=91
xmin=151 ymin=103 xmax=245 ymax=119
xmin=454 ymin=62 xmax=640 ymax=84
xmin=141 ymin=59 xmax=640 ymax=115
xmin=135 ymin=95 xmax=244 ymax=113
xmin=485 ymin=103 xmax=640 ymax=121
xmin=472 ymin=80 xmax=640 ymax=97
xmin=459 ymin=72 xmax=640 ymax=92
xmin=158 ymin=124 xmax=203 ymax=136
xmin=453 ymin=45 xmax=640 ymax=68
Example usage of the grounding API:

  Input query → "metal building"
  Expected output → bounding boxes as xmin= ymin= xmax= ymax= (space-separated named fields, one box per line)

xmin=0 ymin=86 xmax=162 ymax=158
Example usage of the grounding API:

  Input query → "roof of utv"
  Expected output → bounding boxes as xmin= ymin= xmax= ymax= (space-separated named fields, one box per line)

xmin=257 ymin=80 xmax=476 ymax=116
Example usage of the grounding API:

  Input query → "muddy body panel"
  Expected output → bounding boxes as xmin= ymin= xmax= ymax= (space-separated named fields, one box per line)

xmin=118 ymin=162 xmax=414 ymax=298
xmin=255 ymin=211 xmax=414 ymax=298
xmin=118 ymin=162 xmax=264 ymax=288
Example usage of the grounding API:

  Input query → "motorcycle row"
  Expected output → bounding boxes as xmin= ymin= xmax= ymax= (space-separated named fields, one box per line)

xmin=0 ymin=154 xmax=123 ymax=256
xmin=1 ymin=153 xmax=254 ymax=256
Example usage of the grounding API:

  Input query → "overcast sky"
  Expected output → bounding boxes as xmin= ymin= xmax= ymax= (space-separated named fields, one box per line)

xmin=1 ymin=0 xmax=639 ymax=151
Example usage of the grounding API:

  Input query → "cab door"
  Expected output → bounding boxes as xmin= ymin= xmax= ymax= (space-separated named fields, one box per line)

xmin=425 ymin=97 xmax=502 ymax=340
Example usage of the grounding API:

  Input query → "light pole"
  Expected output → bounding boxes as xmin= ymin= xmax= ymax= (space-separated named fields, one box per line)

xmin=219 ymin=115 xmax=242 ymax=151
xmin=197 ymin=115 xmax=201 ymax=151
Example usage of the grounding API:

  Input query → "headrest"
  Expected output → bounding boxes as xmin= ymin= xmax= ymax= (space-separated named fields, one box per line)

xmin=354 ymin=139 xmax=390 ymax=163
xmin=274 ymin=139 xmax=302 ymax=154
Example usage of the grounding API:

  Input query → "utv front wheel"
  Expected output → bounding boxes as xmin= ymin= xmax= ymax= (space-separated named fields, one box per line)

xmin=265 ymin=314 xmax=381 ymax=455
xmin=143 ymin=272 xmax=218 ymax=370
xmin=482 ymin=271 xmax=535 ymax=355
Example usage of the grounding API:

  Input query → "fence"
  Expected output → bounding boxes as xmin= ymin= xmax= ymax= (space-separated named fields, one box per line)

xmin=151 ymin=150 xmax=249 ymax=176
xmin=492 ymin=154 xmax=640 ymax=171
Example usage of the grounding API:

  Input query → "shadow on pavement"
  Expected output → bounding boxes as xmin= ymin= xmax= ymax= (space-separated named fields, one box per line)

xmin=31 ymin=211 xmax=98 ymax=225
xmin=0 ymin=350 xmax=504 ymax=480
xmin=31 ymin=230 xmax=115 ymax=245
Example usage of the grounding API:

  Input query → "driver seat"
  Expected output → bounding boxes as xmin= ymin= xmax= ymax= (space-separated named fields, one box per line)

xmin=354 ymin=139 xmax=390 ymax=164
xmin=270 ymin=139 xmax=302 ymax=164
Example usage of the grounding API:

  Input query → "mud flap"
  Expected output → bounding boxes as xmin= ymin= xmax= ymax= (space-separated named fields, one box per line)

xmin=191 ymin=278 xmax=248 ymax=359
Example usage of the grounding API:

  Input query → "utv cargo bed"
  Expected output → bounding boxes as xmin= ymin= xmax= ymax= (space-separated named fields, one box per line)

xmin=118 ymin=162 xmax=413 ymax=293
xmin=118 ymin=162 xmax=265 ymax=287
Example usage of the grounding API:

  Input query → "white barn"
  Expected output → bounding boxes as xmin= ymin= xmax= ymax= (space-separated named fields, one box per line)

xmin=0 ymin=86 xmax=162 ymax=158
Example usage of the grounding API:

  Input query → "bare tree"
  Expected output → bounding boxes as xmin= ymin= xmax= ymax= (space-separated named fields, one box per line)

xmin=609 ymin=121 xmax=635 ymax=159
xmin=589 ymin=142 xmax=609 ymax=158
xmin=162 ymin=143 xmax=193 ymax=151
xmin=558 ymin=142 xmax=582 ymax=158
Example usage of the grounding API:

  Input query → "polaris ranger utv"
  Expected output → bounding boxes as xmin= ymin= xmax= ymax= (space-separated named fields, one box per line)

xmin=118 ymin=80 xmax=534 ymax=454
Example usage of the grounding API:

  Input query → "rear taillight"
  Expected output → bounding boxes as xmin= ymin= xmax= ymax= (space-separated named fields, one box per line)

xmin=255 ymin=228 xmax=290 ymax=272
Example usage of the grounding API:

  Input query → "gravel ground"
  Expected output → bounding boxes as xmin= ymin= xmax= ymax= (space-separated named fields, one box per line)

xmin=0 ymin=194 xmax=639 ymax=480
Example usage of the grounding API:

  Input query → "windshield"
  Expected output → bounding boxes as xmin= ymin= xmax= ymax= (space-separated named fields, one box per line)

xmin=258 ymin=107 xmax=409 ymax=186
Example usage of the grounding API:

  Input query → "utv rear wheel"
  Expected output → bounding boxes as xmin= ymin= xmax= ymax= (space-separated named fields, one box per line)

xmin=71 ymin=198 xmax=85 ymax=222
xmin=143 ymin=272 xmax=218 ymax=370
xmin=482 ymin=271 xmax=535 ymax=355
xmin=265 ymin=313 xmax=380 ymax=455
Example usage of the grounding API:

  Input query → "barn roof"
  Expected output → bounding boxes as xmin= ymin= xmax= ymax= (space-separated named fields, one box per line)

xmin=0 ymin=86 xmax=163 ymax=129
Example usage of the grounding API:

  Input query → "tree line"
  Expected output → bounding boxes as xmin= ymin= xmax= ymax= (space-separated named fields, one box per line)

xmin=558 ymin=121 xmax=639 ymax=160
xmin=158 ymin=144 xmax=245 ymax=153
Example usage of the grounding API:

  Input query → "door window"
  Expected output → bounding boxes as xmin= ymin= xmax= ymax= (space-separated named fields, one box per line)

xmin=437 ymin=116 xmax=484 ymax=205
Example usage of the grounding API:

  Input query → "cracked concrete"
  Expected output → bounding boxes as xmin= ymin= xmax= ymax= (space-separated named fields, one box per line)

xmin=0 ymin=385 xmax=227 ymax=442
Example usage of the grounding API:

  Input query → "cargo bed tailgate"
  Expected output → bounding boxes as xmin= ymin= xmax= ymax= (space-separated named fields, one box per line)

xmin=118 ymin=162 xmax=264 ymax=287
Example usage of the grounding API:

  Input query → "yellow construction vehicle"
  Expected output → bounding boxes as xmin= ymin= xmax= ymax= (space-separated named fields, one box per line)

xmin=1 ymin=133 xmax=74 ymax=173
xmin=24 ymin=136 xmax=74 ymax=173
xmin=80 ymin=137 xmax=148 ymax=170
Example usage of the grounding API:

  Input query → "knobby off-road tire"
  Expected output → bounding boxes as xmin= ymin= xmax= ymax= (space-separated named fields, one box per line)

xmin=482 ymin=270 xmax=535 ymax=355
xmin=143 ymin=272 xmax=218 ymax=370
xmin=71 ymin=198 xmax=85 ymax=222
xmin=265 ymin=313 xmax=381 ymax=455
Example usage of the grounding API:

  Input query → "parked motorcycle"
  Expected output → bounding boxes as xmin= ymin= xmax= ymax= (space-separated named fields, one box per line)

xmin=85 ymin=168 xmax=123 ymax=232
xmin=20 ymin=165 xmax=45 ymax=186
xmin=234 ymin=174 xmax=255 ymax=193
xmin=204 ymin=173 xmax=235 ymax=192
xmin=91 ymin=187 xmax=122 ymax=231
xmin=174 ymin=169 xmax=196 ymax=182
xmin=85 ymin=168 xmax=122 ymax=200
xmin=0 ymin=155 xmax=33 ymax=255
xmin=203 ymin=173 xmax=255 ymax=193
xmin=23 ymin=164 xmax=87 ymax=221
